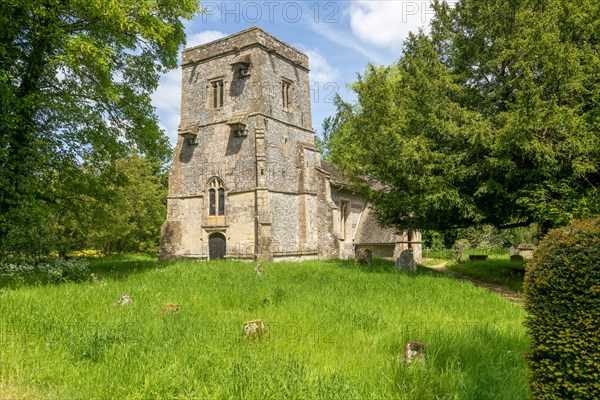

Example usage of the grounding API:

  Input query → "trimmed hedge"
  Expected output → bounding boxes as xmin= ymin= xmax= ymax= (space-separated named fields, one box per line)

xmin=524 ymin=219 xmax=600 ymax=399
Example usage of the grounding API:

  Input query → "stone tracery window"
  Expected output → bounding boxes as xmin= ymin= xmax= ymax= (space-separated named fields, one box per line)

xmin=208 ymin=178 xmax=225 ymax=217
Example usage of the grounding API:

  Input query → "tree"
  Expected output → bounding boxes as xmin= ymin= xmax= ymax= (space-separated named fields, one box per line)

xmin=328 ymin=0 xmax=600 ymax=233
xmin=0 ymin=154 xmax=168 ymax=257
xmin=85 ymin=155 xmax=168 ymax=254
xmin=0 ymin=0 xmax=200 ymax=255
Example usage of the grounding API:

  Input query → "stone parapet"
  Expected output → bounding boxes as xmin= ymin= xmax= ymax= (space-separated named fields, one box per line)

xmin=182 ymin=26 xmax=309 ymax=70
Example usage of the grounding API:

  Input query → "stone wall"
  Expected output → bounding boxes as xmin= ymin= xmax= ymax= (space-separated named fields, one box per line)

xmin=161 ymin=27 xmax=322 ymax=261
xmin=393 ymin=230 xmax=423 ymax=264
xmin=331 ymin=189 xmax=368 ymax=259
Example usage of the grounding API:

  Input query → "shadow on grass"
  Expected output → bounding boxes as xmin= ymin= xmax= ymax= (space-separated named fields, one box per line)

xmin=446 ymin=259 xmax=526 ymax=292
xmin=1 ymin=254 xmax=455 ymax=290
xmin=326 ymin=258 xmax=445 ymax=278
xmin=0 ymin=254 xmax=168 ymax=290
xmin=89 ymin=254 xmax=164 ymax=280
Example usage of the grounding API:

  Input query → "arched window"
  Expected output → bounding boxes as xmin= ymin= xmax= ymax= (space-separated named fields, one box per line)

xmin=208 ymin=178 xmax=225 ymax=217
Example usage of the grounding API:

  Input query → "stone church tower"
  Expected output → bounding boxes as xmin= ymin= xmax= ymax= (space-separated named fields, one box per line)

xmin=160 ymin=27 xmax=422 ymax=262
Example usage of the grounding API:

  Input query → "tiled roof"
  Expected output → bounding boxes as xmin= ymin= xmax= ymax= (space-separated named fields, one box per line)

xmin=354 ymin=207 xmax=398 ymax=245
xmin=319 ymin=160 xmax=397 ymax=245
xmin=319 ymin=160 xmax=352 ymax=186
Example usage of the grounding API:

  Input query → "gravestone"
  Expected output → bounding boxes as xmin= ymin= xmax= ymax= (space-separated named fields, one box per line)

xmin=255 ymin=263 xmax=263 ymax=277
xmin=517 ymin=243 xmax=534 ymax=259
xmin=243 ymin=320 xmax=269 ymax=340
xmin=456 ymin=242 xmax=465 ymax=262
xmin=402 ymin=341 xmax=427 ymax=365
xmin=355 ymin=248 xmax=372 ymax=266
xmin=161 ymin=303 xmax=180 ymax=315
xmin=395 ymin=249 xmax=416 ymax=272
xmin=115 ymin=294 xmax=133 ymax=306
xmin=510 ymin=254 xmax=524 ymax=262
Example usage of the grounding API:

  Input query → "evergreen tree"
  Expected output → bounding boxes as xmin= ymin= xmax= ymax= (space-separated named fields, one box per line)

xmin=328 ymin=0 xmax=600 ymax=231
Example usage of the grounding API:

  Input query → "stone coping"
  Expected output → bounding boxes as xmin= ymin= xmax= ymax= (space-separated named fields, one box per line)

xmin=182 ymin=26 xmax=309 ymax=69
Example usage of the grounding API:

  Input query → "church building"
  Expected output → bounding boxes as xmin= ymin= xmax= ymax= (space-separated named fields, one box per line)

xmin=159 ymin=27 xmax=422 ymax=262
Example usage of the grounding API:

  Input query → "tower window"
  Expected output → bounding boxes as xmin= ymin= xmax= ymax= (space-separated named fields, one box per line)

xmin=208 ymin=178 xmax=225 ymax=216
xmin=282 ymin=79 xmax=292 ymax=109
xmin=211 ymin=79 xmax=224 ymax=108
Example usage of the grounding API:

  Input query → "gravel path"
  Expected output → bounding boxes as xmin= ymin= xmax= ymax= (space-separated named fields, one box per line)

xmin=424 ymin=262 xmax=524 ymax=304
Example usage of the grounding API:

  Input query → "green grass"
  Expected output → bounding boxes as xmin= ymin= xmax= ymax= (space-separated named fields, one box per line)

xmin=446 ymin=258 xmax=526 ymax=292
xmin=0 ymin=256 xmax=528 ymax=399
xmin=420 ymin=258 xmax=449 ymax=267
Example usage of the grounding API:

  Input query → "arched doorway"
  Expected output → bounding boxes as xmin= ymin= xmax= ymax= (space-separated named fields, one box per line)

xmin=209 ymin=233 xmax=226 ymax=260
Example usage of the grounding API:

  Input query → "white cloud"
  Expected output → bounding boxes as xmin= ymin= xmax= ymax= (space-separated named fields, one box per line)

xmin=153 ymin=67 xmax=182 ymax=145
xmin=301 ymin=48 xmax=340 ymax=84
xmin=157 ymin=113 xmax=182 ymax=146
xmin=186 ymin=30 xmax=227 ymax=48
xmin=308 ymin=20 xmax=387 ymax=64
xmin=349 ymin=0 xmax=436 ymax=53
xmin=153 ymin=30 xmax=227 ymax=145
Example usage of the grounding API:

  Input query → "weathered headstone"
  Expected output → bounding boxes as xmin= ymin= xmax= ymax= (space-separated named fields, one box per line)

xmin=517 ymin=243 xmax=534 ymax=259
xmin=161 ymin=303 xmax=180 ymax=315
xmin=255 ymin=263 xmax=263 ymax=277
xmin=456 ymin=242 xmax=465 ymax=262
xmin=395 ymin=249 xmax=416 ymax=272
xmin=510 ymin=254 xmax=524 ymax=262
xmin=243 ymin=319 xmax=269 ymax=340
xmin=355 ymin=248 xmax=372 ymax=266
xmin=115 ymin=294 xmax=133 ymax=306
xmin=402 ymin=341 xmax=427 ymax=365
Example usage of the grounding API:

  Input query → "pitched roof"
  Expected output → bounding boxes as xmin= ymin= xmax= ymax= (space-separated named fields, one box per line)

xmin=319 ymin=159 xmax=352 ymax=186
xmin=319 ymin=160 xmax=398 ymax=245
xmin=354 ymin=206 xmax=398 ymax=245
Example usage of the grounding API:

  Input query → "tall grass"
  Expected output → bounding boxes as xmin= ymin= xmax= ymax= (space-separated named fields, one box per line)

xmin=0 ymin=257 xmax=528 ymax=399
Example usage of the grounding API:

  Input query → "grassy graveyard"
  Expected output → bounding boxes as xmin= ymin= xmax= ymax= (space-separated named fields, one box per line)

xmin=0 ymin=255 xmax=528 ymax=399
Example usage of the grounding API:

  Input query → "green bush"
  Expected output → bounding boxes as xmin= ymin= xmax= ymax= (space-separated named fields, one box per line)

xmin=524 ymin=219 xmax=600 ymax=399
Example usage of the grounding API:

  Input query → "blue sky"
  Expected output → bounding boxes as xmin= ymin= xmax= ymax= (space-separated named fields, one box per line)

xmin=152 ymin=1 xmax=440 ymax=145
